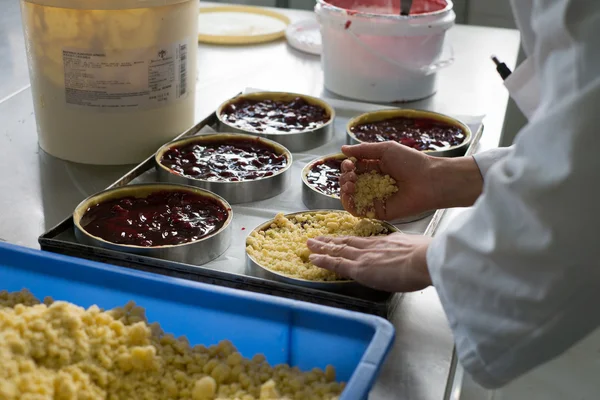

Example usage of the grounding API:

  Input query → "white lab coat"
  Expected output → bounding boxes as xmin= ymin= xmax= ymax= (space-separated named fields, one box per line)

xmin=426 ymin=0 xmax=600 ymax=395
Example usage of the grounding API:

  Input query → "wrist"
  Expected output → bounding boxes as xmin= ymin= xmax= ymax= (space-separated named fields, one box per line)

xmin=427 ymin=155 xmax=484 ymax=209
xmin=411 ymin=238 xmax=433 ymax=287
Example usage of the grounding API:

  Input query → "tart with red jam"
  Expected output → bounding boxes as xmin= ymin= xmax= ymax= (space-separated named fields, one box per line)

xmin=219 ymin=93 xmax=332 ymax=134
xmin=305 ymin=155 xmax=345 ymax=198
xmin=347 ymin=109 xmax=471 ymax=154
xmin=79 ymin=189 xmax=229 ymax=247
xmin=301 ymin=153 xmax=349 ymax=210
xmin=156 ymin=134 xmax=293 ymax=204
xmin=159 ymin=136 xmax=289 ymax=182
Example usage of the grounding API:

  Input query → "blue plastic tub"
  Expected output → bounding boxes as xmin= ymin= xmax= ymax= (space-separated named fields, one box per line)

xmin=0 ymin=241 xmax=394 ymax=399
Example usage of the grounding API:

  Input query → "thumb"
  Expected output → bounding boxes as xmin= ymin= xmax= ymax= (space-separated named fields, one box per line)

xmin=342 ymin=143 xmax=390 ymax=160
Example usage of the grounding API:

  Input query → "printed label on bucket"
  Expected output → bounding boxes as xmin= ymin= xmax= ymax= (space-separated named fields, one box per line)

xmin=62 ymin=39 xmax=189 ymax=111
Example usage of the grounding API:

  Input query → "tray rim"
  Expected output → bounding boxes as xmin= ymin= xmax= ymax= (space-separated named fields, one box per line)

xmin=38 ymin=237 xmax=397 ymax=316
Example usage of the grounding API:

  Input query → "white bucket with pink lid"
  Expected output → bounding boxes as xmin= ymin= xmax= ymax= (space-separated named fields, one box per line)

xmin=315 ymin=0 xmax=455 ymax=102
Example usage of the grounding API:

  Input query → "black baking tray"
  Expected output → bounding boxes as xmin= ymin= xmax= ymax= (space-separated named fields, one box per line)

xmin=39 ymin=98 xmax=483 ymax=318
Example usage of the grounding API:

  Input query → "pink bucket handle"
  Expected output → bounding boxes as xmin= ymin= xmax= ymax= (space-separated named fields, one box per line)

xmin=347 ymin=30 xmax=454 ymax=75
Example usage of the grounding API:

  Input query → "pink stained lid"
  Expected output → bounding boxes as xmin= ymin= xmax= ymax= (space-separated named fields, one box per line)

xmin=324 ymin=0 xmax=448 ymax=16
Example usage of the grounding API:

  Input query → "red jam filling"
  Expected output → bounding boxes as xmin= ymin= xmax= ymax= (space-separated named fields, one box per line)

xmin=306 ymin=157 xmax=344 ymax=197
xmin=160 ymin=139 xmax=287 ymax=182
xmin=221 ymin=97 xmax=330 ymax=133
xmin=81 ymin=191 xmax=228 ymax=247
xmin=350 ymin=117 xmax=465 ymax=151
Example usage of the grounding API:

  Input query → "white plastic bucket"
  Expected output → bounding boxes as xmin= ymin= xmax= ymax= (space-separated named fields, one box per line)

xmin=315 ymin=0 xmax=455 ymax=103
xmin=20 ymin=0 xmax=198 ymax=165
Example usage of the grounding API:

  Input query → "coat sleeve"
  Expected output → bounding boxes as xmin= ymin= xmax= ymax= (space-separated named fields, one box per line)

xmin=426 ymin=0 xmax=600 ymax=389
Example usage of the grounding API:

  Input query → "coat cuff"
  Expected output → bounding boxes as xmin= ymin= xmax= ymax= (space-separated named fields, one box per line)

xmin=472 ymin=147 xmax=513 ymax=178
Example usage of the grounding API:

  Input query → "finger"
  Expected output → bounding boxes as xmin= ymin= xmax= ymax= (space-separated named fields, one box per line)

xmin=341 ymin=181 xmax=356 ymax=196
xmin=312 ymin=235 xmax=377 ymax=249
xmin=309 ymin=254 xmax=358 ymax=279
xmin=341 ymin=159 xmax=356 ymax=173
xmin=342 ymin=143 xmax=390 ymax=160
xmin=341 ymin=192 xmax=358 ymax=215
xmin=339 ymin=173 xmax=357 ymax=190
xmin=307 ymin=239 xmax=363 ymax=259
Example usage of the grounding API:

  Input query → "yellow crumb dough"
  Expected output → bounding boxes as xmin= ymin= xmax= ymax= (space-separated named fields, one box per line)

xmin=353 ymin=171 xmax=398 ymax=218
xmin=246 ymin=212 xmax=391 ymax=281
xmin=0 ymin=290 xmax=344 ymax=400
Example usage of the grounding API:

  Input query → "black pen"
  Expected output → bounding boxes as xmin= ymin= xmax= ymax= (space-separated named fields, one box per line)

xmin=491 ymin=55 xmax=512 ymax=80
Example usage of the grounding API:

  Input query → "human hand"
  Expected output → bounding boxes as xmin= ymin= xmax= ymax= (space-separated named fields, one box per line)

xmin=339 ymin=142 xmax=437 ymax=220
xmin=307 ymin=233 xmax=432 ymax=293
xmin=340 ymin=142 xmax=483 ymax=221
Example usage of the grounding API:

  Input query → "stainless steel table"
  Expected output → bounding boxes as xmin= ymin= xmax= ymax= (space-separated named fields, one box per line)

xmin=0 ymin=2 xmax=520 ymax=399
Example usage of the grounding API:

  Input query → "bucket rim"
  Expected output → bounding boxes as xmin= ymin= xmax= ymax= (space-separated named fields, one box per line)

xmin=316 ymin=0 xmax=454 ymax=20
xmin=20 ymin=0 xmax=193 ymax=11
